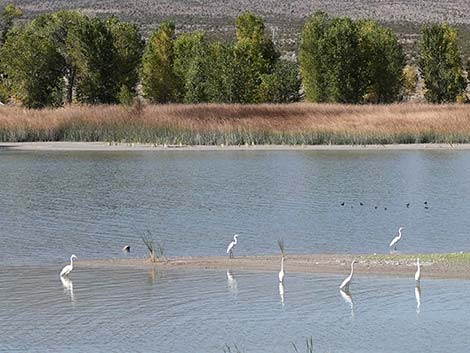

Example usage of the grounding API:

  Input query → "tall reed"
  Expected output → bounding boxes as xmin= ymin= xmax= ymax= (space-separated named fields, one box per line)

xmin=2 ymin=103 xmax=470 ymax=145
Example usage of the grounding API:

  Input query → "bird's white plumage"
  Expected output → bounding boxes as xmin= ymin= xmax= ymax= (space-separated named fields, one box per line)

xmin=339 ymin=260 xmax=357 ymax=290
xmin=278 ymin=256 xmax=285 ymax=283
xmin=415 ymin=257 xmax=421 ymax=282
xmin=389 ymin=227 xmax=404 ymax=248
xmin=226 ymin=234 xmax=238 ymax=257
xmin=60 ymin=254 xmax=77 ymax=277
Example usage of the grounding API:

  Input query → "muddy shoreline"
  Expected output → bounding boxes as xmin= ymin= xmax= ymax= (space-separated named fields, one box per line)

xmin=78 ymin=254 xmax=470 ymax=280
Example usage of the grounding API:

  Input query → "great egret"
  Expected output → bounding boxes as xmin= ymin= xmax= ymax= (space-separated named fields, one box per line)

xmin=60 ymin=254 xmax=77 ymax=277
xmin=415 ymin=258 xmax=421 ymax=283
xmin=279 ymin=256 xmax=285 ymax=283
xmin=339 ymin=260 xmax=357 ymax=291
xmin=226 ymin=234 xmax=238 ymax=258
xmin=389 ymin=227 xmax=404 ymax=251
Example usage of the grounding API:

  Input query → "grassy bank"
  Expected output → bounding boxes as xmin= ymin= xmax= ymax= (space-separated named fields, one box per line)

xmin=2 ymin=103 xmax=470 ymax=145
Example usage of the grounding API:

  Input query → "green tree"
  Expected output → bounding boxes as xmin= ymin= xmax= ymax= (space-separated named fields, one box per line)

xmin=359 ymin=20 xmax=405 ymax=103
xmin=106 ymin=17 xmax=144 ymax=102
xmin=0 ymin=4 xmax=22 ymax=46
xmin=234 ymin=12 xmax=279 ymax=103
xmin=73 ymin=18 xmax=119 ymax=104
xmin=204 ymin=42 xmax=239 ymax=103
xmin=141 ymin=21 xmax=180 ymax=103
xmin=322 ymin=17 xmax=366 ymax=103
xmin=0 ymin=25 xmax=64 ymax=108
xmin=183 ymin=53 xmax=209 ymax=103
xmin=173 ymin=31 xmax=206 ymax=100
xmin=418 ymin=23 xmax=467 ymax=103
xmin=299 ymin=11 xmax=331 ymax=102
xmin=257 ymin=60 xmax=301 ymax=103
xmin=35 ymin=11 xmax=88 ymax=104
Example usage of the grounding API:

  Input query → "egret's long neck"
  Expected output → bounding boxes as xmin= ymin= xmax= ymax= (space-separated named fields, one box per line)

xmin=350 ymin=262 xmax=355 ymax=276
xmin=281 ymin=256 xmax=284 ymax=271
xmin=398 ymin=229 xmax=402 ymax=238
xmin=417 ymin=259 xmax=420 ymax=272
xmin=70 ymin=256 xmax=74 ymax=267
xmin=234 ymin=236 xmax=237 ymax=244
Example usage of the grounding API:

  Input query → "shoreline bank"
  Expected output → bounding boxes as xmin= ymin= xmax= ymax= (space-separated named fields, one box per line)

xmin=2 ymin=141 xmax=470 ymax=151
xmin=78 ymin=253 xmax=470 ymax=280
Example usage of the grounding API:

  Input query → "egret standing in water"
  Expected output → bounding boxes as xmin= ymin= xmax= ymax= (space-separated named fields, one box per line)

xmin=60 ymin=254 xmax=77 ymax=277
xmin=415 ymin=258 xmax=421 ymax=283
xmin=389 ymin=227 xmax=404 ymax=251
xmin=226 ymin=234 xmax=238 ymax=259
xmin=340 ymin=260 xmax=357 ymax=291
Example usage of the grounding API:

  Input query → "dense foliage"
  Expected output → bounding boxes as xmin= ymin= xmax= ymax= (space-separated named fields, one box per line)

xmin=418 ymin=23 xmax=467 ymax=103
xmin=299 ymin=12 xmax=405 ymax=103
xmin=0 ymin=4 xmax=468 ymax=107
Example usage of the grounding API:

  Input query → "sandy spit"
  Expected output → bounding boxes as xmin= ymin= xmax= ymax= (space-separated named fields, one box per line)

xmin=2 ymin=142 xmax=470 ymax=151
xmin=78 ymin=254 xmax=470 ymax=280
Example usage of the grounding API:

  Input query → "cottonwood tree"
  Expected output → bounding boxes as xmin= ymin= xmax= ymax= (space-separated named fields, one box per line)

xmin=106 ymin=17 xmax=144 ymax=104
xmin=418 ymin=23 xmax=467 ymax=103
xmin=141 ymin=21 xmax=180 ymax=103
xmin=359 ymin=20 xmax=405 ymax=103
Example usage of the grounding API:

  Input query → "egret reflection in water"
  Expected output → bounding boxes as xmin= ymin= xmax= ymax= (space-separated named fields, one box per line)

xmin=60 ymin=276 xmax=75 ymax=304
xmin=279 ymin=282 xmax=285 ymax=306
xmin=340 ymin=289 xmax=354 ymax=318
xmin=226 ymin=270 xmax=238 ymax=296
xmin=415 ymin=285 xmax=421 ymax=314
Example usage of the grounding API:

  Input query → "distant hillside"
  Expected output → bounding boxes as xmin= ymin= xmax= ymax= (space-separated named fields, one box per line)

xmin=2 ymin=0 xmax=470 ymax=57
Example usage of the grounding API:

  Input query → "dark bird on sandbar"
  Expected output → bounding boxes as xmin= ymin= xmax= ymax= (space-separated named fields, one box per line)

xmin=341 ymin=202 xmax=345 ymax=206
xmin=424 ymin=206 xmax=429 ymax=210
xmin=122 ymin=245 xmax=130 ymax=253
xmin=360 ymin=202 xmax=364 ymax=206
xmin=406 ymin=203 xmax=410 ymax=208
xmin=424 ymin=201 xmax=428 ymax=205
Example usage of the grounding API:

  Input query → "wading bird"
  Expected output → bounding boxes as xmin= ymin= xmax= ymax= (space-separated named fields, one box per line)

xmin=389 ymin=227 xmax=404 ymax=251
xmin=122 ymin=245 xmax=130 ymax=253
xmin=226 ymin=234 xmax=238 ymax=258
xmin=60 ymin=254 xmax=77 ymax=278
xmin=340 ymin=260 xmax=357 ymax=291
xmin=415 ymin=258 xmax=421 ymax=283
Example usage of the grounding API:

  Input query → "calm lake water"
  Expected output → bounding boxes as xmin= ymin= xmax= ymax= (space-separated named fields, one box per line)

xmin=2 ymin=149 xmax=470 ymax=352
xmin=1 ymin=267 xmax=470 ymax=353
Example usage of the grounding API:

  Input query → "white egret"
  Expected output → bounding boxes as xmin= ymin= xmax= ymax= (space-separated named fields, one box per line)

xmin=415 ymin=257 xmax=421 ymax=283
xmin=339 ymin=260 xmax=357 ymax=291
xmin=278 ymin=256 xmax=285 ymax=283
xmin=389 ymin=227 xmax=404 ymax=251
xmin=226 ymin=234 xmax=238 ymax=258
xmin=60 ymin=254 xmax=77 ymax=277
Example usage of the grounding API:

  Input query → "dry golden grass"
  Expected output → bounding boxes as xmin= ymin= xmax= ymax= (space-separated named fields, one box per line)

xmin=1 ymin=103 xmax=470 ymax=144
